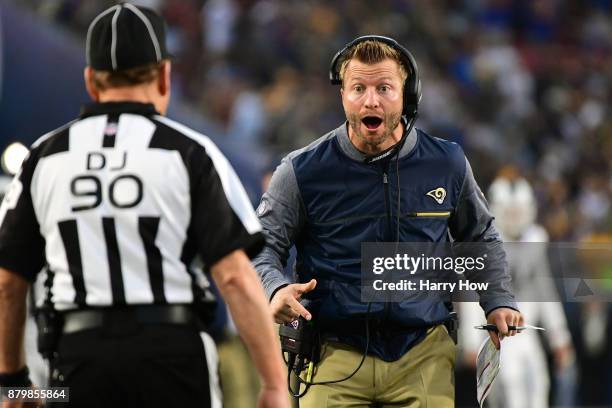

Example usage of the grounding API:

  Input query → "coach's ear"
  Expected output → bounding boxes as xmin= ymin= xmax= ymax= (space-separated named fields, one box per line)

xmin=84 ymin=67 xmax=100 ymax=102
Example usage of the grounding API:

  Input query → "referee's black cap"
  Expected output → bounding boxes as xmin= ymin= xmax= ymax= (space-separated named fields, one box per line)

xmin=86 ymin=3 xmax=170 ymax=71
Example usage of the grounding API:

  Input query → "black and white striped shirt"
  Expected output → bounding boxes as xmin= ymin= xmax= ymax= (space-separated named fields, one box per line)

xmin=0 ymin=102 xmax=264 ymax=310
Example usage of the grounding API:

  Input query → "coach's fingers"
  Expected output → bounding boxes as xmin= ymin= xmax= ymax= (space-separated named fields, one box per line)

xmin=510 ymin=314 xmax=520 ymax=336
xmin=275 ymin=310 xmax=298 ymax=324
xmin=281 ymin=306 xmax=300 ymax=319
xmin=295 ymin=279 xmax=317 ymax=297
xmin=488 ymin=330 xmax=500 ymax=350
xmin=493 ymin=313 xmax=509 ymax=340
xmin=289 ymin=297 xmax=312 ymax=321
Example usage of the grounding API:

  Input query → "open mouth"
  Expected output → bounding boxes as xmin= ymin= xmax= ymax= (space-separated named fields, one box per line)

xmin=362 ymin=116 xmax=383 ymax=130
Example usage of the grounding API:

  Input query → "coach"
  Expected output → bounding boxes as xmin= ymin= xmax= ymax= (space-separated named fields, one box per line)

xmin=254 ymin=35 xmax=522 ymax=407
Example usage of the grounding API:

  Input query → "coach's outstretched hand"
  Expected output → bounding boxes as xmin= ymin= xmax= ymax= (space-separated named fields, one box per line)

xmin=270 ymin=279 xmax=317 ymax=324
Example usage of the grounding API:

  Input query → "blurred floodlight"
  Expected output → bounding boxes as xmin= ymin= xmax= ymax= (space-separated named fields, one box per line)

xmin=1 ymin=142 xmax=29 ymax=175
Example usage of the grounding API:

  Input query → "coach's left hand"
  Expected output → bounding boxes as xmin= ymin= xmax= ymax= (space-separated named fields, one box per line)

xmin=487 ymin=307 xmax=524 ymax=350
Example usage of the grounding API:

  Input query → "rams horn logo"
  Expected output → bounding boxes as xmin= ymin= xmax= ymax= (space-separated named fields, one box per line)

xmin=426 ymin=188 xmax=446 ymax=205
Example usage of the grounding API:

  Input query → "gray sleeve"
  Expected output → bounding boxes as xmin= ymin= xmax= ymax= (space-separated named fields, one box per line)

xmin=449 ymin=158 xmax=518 ymax=315
xmin=252 ymin=156 xmax=305 ymax=300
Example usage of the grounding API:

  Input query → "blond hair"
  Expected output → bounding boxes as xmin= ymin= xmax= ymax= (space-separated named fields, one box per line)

xmin=91 ymin=62 xmax=163 ymax=91
xmin=339 ymin=40 xmax=408 ymax=86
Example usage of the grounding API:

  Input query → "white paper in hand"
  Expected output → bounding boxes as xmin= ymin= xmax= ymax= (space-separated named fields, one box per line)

xmin=476 ymin=336 xmax=500 ymax=407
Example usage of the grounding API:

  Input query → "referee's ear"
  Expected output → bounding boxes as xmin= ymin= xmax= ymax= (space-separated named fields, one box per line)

xmin=156 ymin=61 xmax=171 ymax=115
xmin=158 ymin=61 xmax=171 ymax=97
xmin=84 ymin=67 xmax=100 ymax=102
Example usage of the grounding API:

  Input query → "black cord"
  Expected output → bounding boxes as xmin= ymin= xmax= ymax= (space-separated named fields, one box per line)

xmin=289 ymin=302 xmax=372 ymax=390
xmin=287 ymin=353 xmax=311 ymax=398
xmin=288 ymin=369 xmax=310 ymax=398
xmin=395 ymin=143 xmax=401 ymax=245
xmin=395 ymin=114 xmax=417 ymax=245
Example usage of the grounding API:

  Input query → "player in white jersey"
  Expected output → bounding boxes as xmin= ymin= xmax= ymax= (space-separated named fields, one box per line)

xmin=0 ymin=4 xmax=288 ymax=408
xmin=460 ymin=175 xmax=575 ymax=408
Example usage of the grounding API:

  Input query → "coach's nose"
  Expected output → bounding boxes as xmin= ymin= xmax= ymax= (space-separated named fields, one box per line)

xmin=363 ymin=87 xmax=380 ymax=110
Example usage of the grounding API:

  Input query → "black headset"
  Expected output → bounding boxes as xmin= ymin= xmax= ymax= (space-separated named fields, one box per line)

xmin=329 ymin=35 xmax=422 ymax=119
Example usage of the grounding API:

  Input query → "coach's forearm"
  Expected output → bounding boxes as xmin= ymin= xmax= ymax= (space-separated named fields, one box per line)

xmin=0 ymin=268 xmax=28 ymax=372
xmin=211 ymin=250 xmax=286 ymax=390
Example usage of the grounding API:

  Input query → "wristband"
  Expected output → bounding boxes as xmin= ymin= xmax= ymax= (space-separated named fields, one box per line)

xmin=0 ymin=366 xmax=32 ymax=387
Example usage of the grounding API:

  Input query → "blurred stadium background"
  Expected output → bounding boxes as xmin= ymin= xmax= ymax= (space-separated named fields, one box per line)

xmin=0 ymin=0 xmax=611 ymax=407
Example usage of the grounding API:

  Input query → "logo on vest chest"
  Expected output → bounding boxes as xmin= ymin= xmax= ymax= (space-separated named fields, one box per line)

xmin=426 ymin=187 xmax=447 ymax=205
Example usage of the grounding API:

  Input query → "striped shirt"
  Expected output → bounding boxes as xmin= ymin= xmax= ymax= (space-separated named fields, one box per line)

xmin=0 ymin=102 xmax=263 ymax=310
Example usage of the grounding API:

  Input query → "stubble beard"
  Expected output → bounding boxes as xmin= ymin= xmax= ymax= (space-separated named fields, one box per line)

xmin=347 ymin=111 xmax=403 ymax=151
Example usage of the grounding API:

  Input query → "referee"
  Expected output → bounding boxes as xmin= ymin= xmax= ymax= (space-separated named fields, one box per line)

xmin=0 ymin=4 xmax=287 ymax=408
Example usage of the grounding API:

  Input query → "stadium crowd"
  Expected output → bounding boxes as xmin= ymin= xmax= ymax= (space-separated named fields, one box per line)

xmin=20 ymin=0 xmax=611 ymax=237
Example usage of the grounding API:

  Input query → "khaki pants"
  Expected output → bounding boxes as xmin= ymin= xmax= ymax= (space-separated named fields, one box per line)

xmin=298 ymin=325 xmax=456 ymax=407
xmin=218 ymin=335 xmax=260 ymax=408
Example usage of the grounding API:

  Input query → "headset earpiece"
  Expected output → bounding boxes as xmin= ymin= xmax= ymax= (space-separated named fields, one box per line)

xmin=329 ymin=35 xmax=421 ymax=118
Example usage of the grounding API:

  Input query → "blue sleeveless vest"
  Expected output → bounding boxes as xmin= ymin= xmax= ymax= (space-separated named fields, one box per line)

xmin=291 ymin=128 xmax=467 ymax=361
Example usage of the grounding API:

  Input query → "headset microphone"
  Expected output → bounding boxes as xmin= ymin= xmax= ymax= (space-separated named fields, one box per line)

xmin=362 ymin=116 xmax=415 ymax=165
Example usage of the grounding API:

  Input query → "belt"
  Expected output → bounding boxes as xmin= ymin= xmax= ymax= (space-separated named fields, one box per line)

xmin=61 ymin=305 xmax=196 ymax=334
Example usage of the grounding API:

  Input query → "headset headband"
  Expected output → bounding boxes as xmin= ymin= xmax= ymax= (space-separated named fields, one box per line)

xmin=329 ymin=35 xmax=421 ymax=118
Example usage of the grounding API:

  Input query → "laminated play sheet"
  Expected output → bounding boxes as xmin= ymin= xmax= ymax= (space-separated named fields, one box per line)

xmin=476 ymin=336 xmax=500 ymax=407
